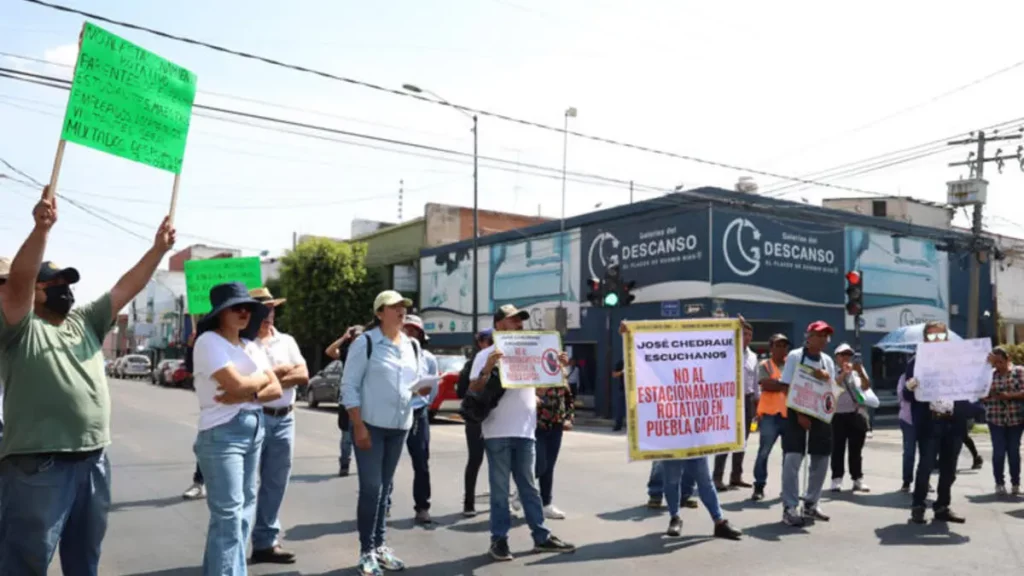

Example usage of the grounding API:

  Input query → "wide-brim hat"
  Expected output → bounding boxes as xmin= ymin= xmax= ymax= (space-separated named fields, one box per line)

xmin=37 ymin=261 xmax=80 ymax=284
xmin=249 ymin=286 xmax=286 ymax=307
xmin=197 ymin=282 xmax=269 ymax=339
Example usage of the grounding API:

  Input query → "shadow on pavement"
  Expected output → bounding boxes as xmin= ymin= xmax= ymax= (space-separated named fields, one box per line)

xmin=721 ymin=496 xmax=782 ymax=512
xmin=284 ymin=518 xmax=358 ymax=541
xmin=447 ymin=516 xmax=526 ymax=534
xmin=526 ymin=533 xmax=712 ymax=566
xmin=740 ymin=521 xmax=809 ymax=541
xmin=289 ymin=473 xmax=339 ymax=484
xmin=111 ymin=495 xmax=196 ymax=512
xmin=825 ymin=489 xmax=909 ymax=510
xmin=390 ymin=511 xmax=477 ymax=531
xmin=1008 ymin=508 xmax=1024 ymax=520
xmin=874 ymin=522 xmax=970 ymax=546
xmin=597 ymin=505 xmax=664 ymax=522
xmin=124 ymin=569 xmax=203 ymax=576
xmin=318 ymin=553 xmax=494 ymax=576
xmin=965 ymin=492 xmax=1008 ymax=504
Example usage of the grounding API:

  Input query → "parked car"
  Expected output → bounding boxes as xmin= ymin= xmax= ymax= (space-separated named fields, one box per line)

xmin=429 ymin=354 xmax=470 ymax=420
xmin=117 ymin=354 xmax=152 ymax=379
xmin=152 ymin=359 xmax=182 ymax=386
xmin=306 ymin=360 xmax=343 ymax=409
xmin=170 ymin=363 xmax=193 ymax=389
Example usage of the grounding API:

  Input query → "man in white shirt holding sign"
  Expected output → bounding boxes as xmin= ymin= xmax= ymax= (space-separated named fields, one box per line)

xmin=778 ymin=320 xmax=850 ymax=528
xmin=468 ymin=304 xmax=576 ymax=562
xmin=248 ymin=288 xmax=309 ymax=565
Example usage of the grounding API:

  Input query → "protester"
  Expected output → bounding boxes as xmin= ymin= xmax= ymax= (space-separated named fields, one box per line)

xmin=983 ymin=346 xmax=1024 ymax=496
xmin=468 ymin=304 xmax=575 ymax=562
xmin=904 ymin=320 xmax=969 ymax=524
xmin=192 ymin=282 xmax=282 ymax=575
xmin=751 ymin=333 xmax=791 ymax=501
xmin=0 ymin=188 xmax=174 ymax=575
xmin=402 ymin=314 xmax=439 ymax=524
xmin=645 ymin=460 xmax=697 ymax=510
xmin=457 ymin=328 xmax=493 ymax=517
xmin=713 ymin=318 xmax=757 ymax=491
xmin=535 ymin=366 xmax=575 ymax=520
xmin=248 ymin=287 xmax=308 ymax=564
xmin=329 ymin=324 xmax=364 ymax=477
xmin=830 ymin=343 xmax=872 ymax=493
xmin=897 ymin=372 xmax=916 ymax=493
xmin=779 ymin=321 xmax=847 ymax=527
xmin=664 ymin=458 xmax=743 ymax=540
xmin=340 ymin=291 xmax=433 ymax=576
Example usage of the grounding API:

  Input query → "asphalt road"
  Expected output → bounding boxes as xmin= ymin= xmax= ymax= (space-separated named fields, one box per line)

xmin=50 ymin=379 xmax=1024 ymax=575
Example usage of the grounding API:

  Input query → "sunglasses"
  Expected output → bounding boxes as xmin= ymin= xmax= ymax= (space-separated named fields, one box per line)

xmin=925 ymin=332 xmax=949 ymax=342
xmin=229 ymin=304 xmax=252 ymax=314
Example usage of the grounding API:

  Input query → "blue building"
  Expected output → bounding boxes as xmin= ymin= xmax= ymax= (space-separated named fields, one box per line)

xmin=418 ymin=187 xmax=995 ymax=416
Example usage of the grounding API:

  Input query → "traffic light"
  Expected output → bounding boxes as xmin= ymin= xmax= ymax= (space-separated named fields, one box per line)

xmin=620 ymin=280 xmax=636 ymax=307
xmin=845 ymin=270 xmax=863 ymax=316
xmin=586 ymin=278 xmax=605 ymax=307
xmin=603 ymin=265 xmax=622 ymax=307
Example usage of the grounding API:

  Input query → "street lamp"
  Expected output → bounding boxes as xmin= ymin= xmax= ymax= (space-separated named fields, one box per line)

xmin=558 ymin=107 xmax=577 ymax=324
xmin=404 ymin=83 xmax=480 ymax=337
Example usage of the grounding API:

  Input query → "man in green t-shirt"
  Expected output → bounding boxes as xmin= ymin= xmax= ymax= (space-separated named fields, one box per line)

xmin=0 ymin=187 xmax=176 ymax=575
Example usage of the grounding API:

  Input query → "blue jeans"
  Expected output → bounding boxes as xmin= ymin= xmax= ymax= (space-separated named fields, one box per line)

xmin=339 ymin=420 xmax=354 ymax=469
xmin=535 ymin=425 xmax=564 ymax=506
xmin=253 ymin=411 xmax=295 ymax=550
xmin=900 ymin=421 xmax=916 ymax=485
xmin=0 ymin=450 xmax=111 ymax=576
xmin=989 ymin=423 xmax=1024 ymax=487
xmin=406 ymin=408 xmax=431 ymax=512
xmin=753 ymin=414 xmax=786 ymax=489
xmin=663 ymin=457 xmax=724 ymax=522
xmin=648 ymin=460 xmax=664 ymax=498
xmin=195 ymin=409 xmax=265 ymax=576
xmin=484 ymin=437 xmax=550 ymax=544
xmin=354 ymin=424 xmax=407 ymax=554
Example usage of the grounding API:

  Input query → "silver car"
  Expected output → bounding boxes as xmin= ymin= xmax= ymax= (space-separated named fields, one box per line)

xmin=119 ymin=354 xmax=152 ymax=379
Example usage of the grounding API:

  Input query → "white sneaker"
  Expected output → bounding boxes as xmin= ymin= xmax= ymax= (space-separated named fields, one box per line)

xmin=830 ymin=478 xmax=843 ymax=492
xmin=182 ymin=482 xmax=206 ymax=500
xmin=543 ymin=504 xmax=566 ymax=520
xmin=853 ymin=479 xmax=870 ymax=493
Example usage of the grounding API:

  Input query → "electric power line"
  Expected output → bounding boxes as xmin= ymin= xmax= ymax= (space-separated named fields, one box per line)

xmin=16 ymin=0 xmax=935 ymax=197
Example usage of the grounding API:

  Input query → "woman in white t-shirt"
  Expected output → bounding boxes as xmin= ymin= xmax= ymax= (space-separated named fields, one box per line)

xmin=192 ymin=282 xmax=282 ymax=576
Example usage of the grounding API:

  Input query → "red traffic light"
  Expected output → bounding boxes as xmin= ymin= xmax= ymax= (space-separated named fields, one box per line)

xmin=845 ymin=270 xmax=862 ymax=285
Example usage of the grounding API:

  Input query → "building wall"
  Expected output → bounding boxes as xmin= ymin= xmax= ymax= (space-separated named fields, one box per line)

xmin=168 ymin=245 xmax=241 ymax=272
xmin=823 ymin=198 xmax=952 ymax=229
xmin=423 ymin=203 xmax=548 ymax=248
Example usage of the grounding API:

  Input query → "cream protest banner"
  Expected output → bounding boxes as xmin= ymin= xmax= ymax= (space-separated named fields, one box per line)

xmin=623 ymin=319 xmax=744 ymax=462
xmin=493 ymin=331 xmax=566 ymax=389
xmin=786 ymin=365 xmax=843 ymax=423
xmin=913 ymin=338 xmax=993 ymax=402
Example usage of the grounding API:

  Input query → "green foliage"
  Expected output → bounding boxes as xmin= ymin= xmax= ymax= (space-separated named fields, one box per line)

xmin=275 ymin=239 xmax=380 ymax=367
xmin=1000 ymin=343 xmax=1024 ymax=365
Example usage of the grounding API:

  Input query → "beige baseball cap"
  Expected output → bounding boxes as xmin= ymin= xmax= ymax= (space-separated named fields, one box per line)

xmin=373 ymin=290 xmax=413 ymax=311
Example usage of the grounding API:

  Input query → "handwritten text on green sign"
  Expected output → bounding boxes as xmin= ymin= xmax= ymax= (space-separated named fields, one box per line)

xmin=61 ymin=22 xmax=197 ymax=173
xmin=184 ymin=257 xmax=263 ymax=315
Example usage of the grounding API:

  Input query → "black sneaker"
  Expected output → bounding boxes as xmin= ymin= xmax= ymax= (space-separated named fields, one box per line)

xmin=533 ymin=535 xmax=576 ymax=553
xmin=667 ymin=515 xmax=683 ymax=537
xmin=751 ymin=486 xmax=765 ymax=502
xmin=683 ymin=498 xmax=698 ymax=509
xmin=489 ymin=539 xmax=513 ymax=561
xmin=900 ymin=482 xmax=911 ymax=493
xmin=713 ymin=520 xmax=742 ymax=540
xmin=338 ymin=466 xmax=350 ymax=478
xmin=910 ymin=506 xmax=927 ymax=525
xmin=462 ymin=505 xmax=478 ymax=518
xmin=646 ymin=497 xmax=664 ymax=509
xmin=250 ymin=546 xmax=296 ymax=565
xmin=934 ymin=507 xmax=965 ymax=524
xmin=972 ymin=456 xmax=984 ymax=470
xmin=802 ymin=504 xmax=830 ymax=522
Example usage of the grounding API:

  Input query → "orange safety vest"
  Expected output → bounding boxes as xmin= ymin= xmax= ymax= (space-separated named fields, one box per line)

xmin=756 ymin=359 xmax=788 ymax=418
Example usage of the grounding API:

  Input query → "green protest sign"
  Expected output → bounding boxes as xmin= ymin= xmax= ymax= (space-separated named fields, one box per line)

xmin=60 ymin=22 xmax=197 ymax=174
xmin=184 ymin=257 xmax=263 ymax=315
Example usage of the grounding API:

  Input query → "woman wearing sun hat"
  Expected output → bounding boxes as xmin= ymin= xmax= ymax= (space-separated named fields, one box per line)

xmin=341 ymin=290 xmax=433 ymax=576
xmin=192 ymin=282 xmax=283 ymax=575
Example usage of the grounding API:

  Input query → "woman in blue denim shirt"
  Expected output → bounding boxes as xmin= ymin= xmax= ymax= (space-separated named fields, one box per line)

xmin=192 ymin=283 xmax=283 ymax=575
xmin=341 ymin=290 xmax=433 ymax=576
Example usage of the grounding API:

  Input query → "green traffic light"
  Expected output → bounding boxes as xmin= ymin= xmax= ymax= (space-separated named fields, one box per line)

xmin=604 ymin=292 xmax=619 ymax=307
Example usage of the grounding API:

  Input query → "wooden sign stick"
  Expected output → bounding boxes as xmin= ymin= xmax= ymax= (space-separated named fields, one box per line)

xmin=169 ymin=172 xmax=181 ymax=225
xmin=45 ymin=24 xmax=86 ymax=202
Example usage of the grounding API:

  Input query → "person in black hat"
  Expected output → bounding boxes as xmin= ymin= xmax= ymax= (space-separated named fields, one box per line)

xmin=0 ymin=186 xmax=175 ymax=575
xmin=191 ymin=282 xmax=282 ymax=574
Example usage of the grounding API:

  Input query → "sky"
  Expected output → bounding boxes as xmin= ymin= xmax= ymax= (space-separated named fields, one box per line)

xmin=3 ymin=0 xmax=1024 ymax=305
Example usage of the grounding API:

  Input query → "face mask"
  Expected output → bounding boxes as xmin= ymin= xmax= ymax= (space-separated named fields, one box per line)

xmin=43 ymin=284 xmax=75 ymax=317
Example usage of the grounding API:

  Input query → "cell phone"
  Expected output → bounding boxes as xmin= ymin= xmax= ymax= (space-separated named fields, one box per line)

xmin=852 ymin=353 xmax=862 ymax=365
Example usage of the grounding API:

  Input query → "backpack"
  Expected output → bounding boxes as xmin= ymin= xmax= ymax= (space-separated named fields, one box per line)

xmin=459 ymin=362 xmax=506 ymax=423
xmin=455 ymin=358 xmax=474 ymax=399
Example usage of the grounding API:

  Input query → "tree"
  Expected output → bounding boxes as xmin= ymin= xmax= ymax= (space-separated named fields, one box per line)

xmin=276 ymin=238 xmax=380 ymax=372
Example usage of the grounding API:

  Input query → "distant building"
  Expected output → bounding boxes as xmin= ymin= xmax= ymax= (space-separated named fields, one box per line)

xmin=823 ymin=196 xmax=953 ymax=229
xmin=168 ymin=244 xmax=241 ymax=272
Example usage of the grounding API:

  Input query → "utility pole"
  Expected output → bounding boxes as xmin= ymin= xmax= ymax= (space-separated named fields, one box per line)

xmin=947 ymin=129 xmax=1023 ymax=338
xmin=398 ymin=179 xmax=404 ymax=222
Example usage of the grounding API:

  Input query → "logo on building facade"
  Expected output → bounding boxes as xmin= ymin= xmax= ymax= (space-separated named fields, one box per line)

xmin=586 ymin=231 xmax=620 ymax=280
xmin=722 ymin=217 xmax=762 ymax=277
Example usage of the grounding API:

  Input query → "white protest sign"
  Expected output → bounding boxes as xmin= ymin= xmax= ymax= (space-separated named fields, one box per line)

xmin=913 ymin=338 xmax=992 ymax=402
xmin=786 ymin=365 xmax=843 ymax=423
xmin=623 ymin=319 xmax=744 ymax=461
xmin=493 ymin=331 xmax=566 ymax=388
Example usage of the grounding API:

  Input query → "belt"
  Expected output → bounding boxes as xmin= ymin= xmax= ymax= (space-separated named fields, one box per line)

xmin=931 ymin=411 xmax=953 ymax=420
xmin=263 ymin=405 xmax=294 ymax=418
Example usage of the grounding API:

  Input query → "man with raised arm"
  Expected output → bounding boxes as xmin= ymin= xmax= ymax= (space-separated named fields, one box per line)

xmin=0 ymin=186 xmax=176 ymax=575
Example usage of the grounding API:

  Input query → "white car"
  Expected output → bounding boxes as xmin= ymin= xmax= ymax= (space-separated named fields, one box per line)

xmin=118 ymin=355 xmax=152 ymax=379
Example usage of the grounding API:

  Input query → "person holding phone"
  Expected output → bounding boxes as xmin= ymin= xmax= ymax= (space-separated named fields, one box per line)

xmin=829 ymin=343 xmax=872 ymax=493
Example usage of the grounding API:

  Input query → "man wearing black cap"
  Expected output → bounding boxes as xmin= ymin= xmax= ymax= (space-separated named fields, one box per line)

xmin=468 ymin=304 xmax=575 ymax=562
xmin=0 ymin=187 xmax=176 ymax=574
